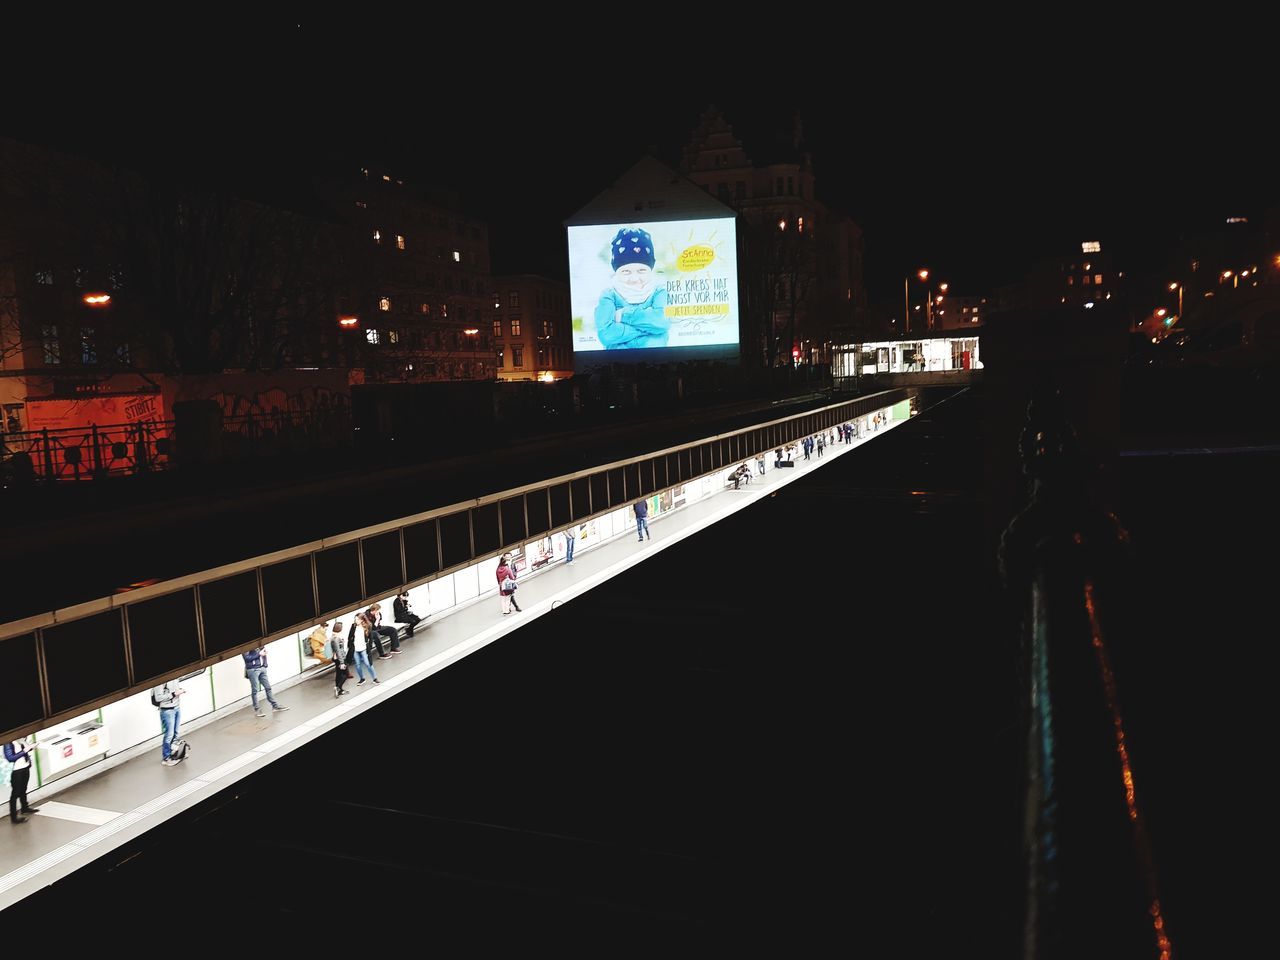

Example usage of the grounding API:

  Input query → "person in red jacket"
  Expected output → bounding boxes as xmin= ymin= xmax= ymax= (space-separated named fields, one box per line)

xmin=496 ymin=554 xmax=522 ymax=615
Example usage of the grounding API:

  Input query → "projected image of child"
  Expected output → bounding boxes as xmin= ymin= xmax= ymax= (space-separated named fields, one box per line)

xmin=594 ymin=226 xmax=669 ymax=349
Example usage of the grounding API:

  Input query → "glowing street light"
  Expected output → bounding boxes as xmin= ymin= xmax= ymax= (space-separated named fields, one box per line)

xmin=338 ymin=315 xmax=359 ymax=327
xmin=904 ymin=268 xmax=930 ymax=333
xmin=82 ymin=293 xmax=111 ymax=306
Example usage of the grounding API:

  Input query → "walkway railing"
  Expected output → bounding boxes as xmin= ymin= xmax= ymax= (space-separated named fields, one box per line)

xmin=1001 ymin=395 xmax=1172 ymax=960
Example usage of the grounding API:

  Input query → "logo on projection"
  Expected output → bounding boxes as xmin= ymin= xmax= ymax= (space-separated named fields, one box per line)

xmin=88 ymin=734 xmax=99 ymax=749
xmin=677 ymin=244 xmax=716 ymax=273
xmin=62 ymin=744 xmax=74 ymax=759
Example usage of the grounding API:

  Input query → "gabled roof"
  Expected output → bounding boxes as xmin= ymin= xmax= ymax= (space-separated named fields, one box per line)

xmin=565 ymin=155 xmax=735 ymax=227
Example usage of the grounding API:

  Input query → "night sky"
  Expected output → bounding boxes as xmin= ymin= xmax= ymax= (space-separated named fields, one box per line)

xmin=8 ymin=23 xmax=1274 ymax=305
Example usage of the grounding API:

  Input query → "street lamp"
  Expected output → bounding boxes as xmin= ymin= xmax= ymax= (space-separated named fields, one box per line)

xmin=905 ymin=268 xmax=929 ymax=334
xmin=82 ymin=293 xmax=111 ymax=306
xmin=1169 ymin=282 xmax=1182 ymax=319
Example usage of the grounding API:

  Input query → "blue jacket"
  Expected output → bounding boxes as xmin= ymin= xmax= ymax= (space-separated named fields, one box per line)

xmin=243 ymin=648 xmax=266 ymax=670
xmin=5 ymin=740 xmax=33 ymax=768
xmin=594 ymin=287 xmax=669 ymax=349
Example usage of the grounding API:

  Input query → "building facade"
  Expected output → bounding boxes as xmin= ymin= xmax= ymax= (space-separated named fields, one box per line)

xmin=491 ymin=274 xmax=572 ymax=381
xmin=324 ymin=168 xmax=495 ymax=383
xmin=679 ymin=108 xmax=867 ymax=366
xmin=997 ymin=240 xmax=1121 ymax=314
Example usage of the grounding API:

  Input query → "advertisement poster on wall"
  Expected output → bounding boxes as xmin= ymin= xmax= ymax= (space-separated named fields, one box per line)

xmin=506 ymin=544 xmax=527 ymax=576
xmin=526 ymin=534 xmax=558 ymax=571
xmin=25 ymin=392 xmax=166 ymax=433
xmin=568 ymin=218 xmax=739 ymax=355
xmin=573 ymin=518 xmax=601 ymax=550
xmin=652 ymin=485 xmax=686 ymax=516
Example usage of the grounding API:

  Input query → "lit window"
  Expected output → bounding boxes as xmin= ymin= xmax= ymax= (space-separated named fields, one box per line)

xmin=1082 ymin=241 xmax=1101 ymax=253
xmin=511 ymin=317 xmax=521 ymax=336
xmin=452 ymin=250 xmax=461 ymax=262
xmin=388 ymin=329 xmax=399 ymax=344
xmin=798 ymin=216 xmax=804 ymax=233
xmin=420 ymin=303 xmax=430 ymax=315
xmin=382 ymin=174 xmax=391 ymax=182
xmin=41 ymin=325 xmax=60 ymax=364
xmin=1094 ymin=274 xmax=1103 ymax=285
xmin=441 ymin=303 xmax=448 ymax=318
xmin=1083 ymin=274 xmax=1092 ymax=284
xmin=1067 ymin=276 xmax=1074 ymax=285
xmin=396 ymin=235 xmax=405 ymax=250
xmin=356 ymin=200 xmax=367 ymax=209
xmin=379 ymin=297 xmax=391 ymax=311
xmin=493 ymin=319 xmax=501 ymax=338
xmin=1083 ymin=263 xmax=1091 ymax=272
xmin=35 ymin=268 xmax=53 ymax=285
xmin=366 ymin=329 xmax=380 ymax=345
xmin=373 ymin=230 xmax=382 ymax=244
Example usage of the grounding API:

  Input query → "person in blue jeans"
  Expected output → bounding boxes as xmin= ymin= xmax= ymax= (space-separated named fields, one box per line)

xmin=151 ymin=680 xmax=184 ymax=765
xmin=634 ymin=498 xmax=651 ymax=542
xmin=564 ymin=526 xmax=576 ymax=564
xmin=243 ymin=646 xmax=289 ymax=718
xmin=349 ymin=614 xmax=380 ymax=686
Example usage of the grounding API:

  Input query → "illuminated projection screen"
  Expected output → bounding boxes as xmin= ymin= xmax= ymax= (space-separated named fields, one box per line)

xmin=568 ymin=218 xmax=739 ymax=364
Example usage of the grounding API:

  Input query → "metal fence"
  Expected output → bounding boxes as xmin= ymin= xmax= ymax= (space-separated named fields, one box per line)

xmin=0 ymin=420 xmax=172 ymax=482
